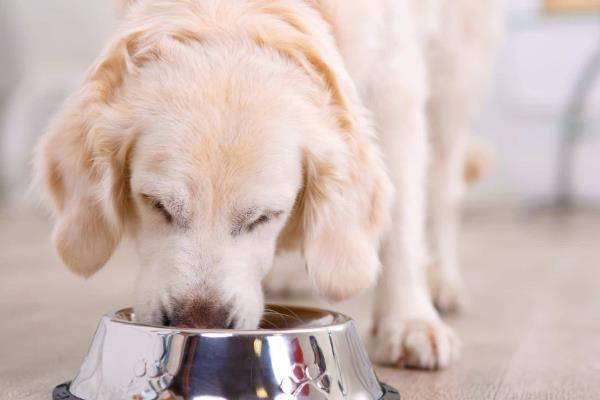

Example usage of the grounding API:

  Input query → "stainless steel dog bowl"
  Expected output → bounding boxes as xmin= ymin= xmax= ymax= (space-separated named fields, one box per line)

xmin=54 ymin=304 xmax=399 ymax=399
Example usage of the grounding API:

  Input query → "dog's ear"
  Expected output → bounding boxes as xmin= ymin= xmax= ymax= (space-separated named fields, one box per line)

xmin=35 ymin=33 xmax=148 ymax=277
xmin=265 ymin=8 xmax=394 ymax=301
xmin=298 ymin=134 xmax=392 ymax=302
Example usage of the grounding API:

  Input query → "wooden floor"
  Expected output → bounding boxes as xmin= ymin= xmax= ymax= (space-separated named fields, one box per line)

xmin=1 ymin=206 xmax=600 ymax=399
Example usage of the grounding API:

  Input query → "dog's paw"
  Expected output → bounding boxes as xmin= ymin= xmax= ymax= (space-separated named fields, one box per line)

xmin=427 ymin=263 xmax=466 ymax=315
xmin=431 ymin=278 xmax=466 ymax=315
xmin=368 ymin=315 xmax=460 ymax=370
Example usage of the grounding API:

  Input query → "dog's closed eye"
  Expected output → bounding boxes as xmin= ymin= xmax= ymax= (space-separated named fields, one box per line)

xmin=232 ymin=209 xmax=284 ymax=236
xmin=141 ymin=194 xmax=173 ymax=224
xmin=247 ymin=213 xmax=272 ymax=232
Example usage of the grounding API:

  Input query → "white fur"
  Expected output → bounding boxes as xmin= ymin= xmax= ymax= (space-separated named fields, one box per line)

xmin=37 ymin=0 xmax=501 ymax=368
xmin=265 ymin=0 xmax=502 ymax=368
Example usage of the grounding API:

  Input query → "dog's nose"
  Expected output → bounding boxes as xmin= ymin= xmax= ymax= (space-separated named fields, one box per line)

xmin=165 ymin=298 xmax=233 ymax=329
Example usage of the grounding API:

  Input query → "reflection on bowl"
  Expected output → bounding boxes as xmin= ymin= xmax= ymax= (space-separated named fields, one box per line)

xmin=53 ymin=304 xmax=400 ymax=400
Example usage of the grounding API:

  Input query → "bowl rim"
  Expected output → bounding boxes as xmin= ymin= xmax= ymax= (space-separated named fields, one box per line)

xmin=107 ymin=304 xmax=354 ymax=336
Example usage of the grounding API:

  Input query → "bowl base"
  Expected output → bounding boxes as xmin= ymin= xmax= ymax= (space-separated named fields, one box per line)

xmin=53 ymin=381 xmax=400 ymax=400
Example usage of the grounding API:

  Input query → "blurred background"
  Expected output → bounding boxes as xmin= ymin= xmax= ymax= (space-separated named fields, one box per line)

xmin=0 ymin=0 xmax=599 ymax=207
xmin=0 ymin=1 xmax=599 ymax=399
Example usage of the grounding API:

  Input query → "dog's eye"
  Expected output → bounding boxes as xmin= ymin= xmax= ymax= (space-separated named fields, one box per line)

xmin=152 ymin=200 xmax=173 ymax=223
xmin=247 ymin=214 xmax=271 ymax=232
xmin=142 ymin=195 xmax=173 ymax=224
xmin=232 ymin=209 xmax=284 ymax=236
xmin=245 ymin=210 xmax=284 ymax=233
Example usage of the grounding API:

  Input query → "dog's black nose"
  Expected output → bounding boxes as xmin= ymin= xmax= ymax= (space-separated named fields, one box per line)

xmin=165 ymin=298 xmax=233 ymax=329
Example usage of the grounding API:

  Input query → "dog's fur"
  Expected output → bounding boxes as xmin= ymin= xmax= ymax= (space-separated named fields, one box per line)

xmin=36 ymin=0 xmax=501 ymax=369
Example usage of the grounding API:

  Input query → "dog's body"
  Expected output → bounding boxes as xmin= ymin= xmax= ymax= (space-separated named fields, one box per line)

xmin=268 ymin=0 xmax=502 ymax=368
xmin=37 ymin=0 xmax=501 ymax=369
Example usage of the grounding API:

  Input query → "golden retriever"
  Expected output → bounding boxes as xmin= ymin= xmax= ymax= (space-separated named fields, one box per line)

xmin=36 ymin=0 xmax=501 ymax=369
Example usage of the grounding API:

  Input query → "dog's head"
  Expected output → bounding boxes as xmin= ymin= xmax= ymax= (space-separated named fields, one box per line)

xmin=36 ymin=3 xmax=392 ymax=329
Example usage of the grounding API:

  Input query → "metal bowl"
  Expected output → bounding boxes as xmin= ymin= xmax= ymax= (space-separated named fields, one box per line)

xmin=54 ymin=304 xmax=399 ymax=399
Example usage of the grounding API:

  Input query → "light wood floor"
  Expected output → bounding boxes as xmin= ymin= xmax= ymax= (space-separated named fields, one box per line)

xmin=1 ymin=206 xmax=599 ymax=399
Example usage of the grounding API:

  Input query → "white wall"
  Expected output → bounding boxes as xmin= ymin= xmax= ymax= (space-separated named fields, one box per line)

xmin=470 ymin=0 xmax=600 ymax=206
xmin=0 ymin=0 xmax=598 ymax=206
xmin=0 ymin=0 xmax=114 ymax=73
xmin=0 ymin=0 xmax=114 ymax=200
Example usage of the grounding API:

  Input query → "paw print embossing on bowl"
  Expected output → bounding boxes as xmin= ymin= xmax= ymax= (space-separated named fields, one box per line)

xmin=53 ymin=305 xmax=399 ymax=400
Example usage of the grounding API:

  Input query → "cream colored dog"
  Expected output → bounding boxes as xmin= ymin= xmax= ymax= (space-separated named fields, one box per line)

xmin=36 ymin=0 xmax=501 ymax=369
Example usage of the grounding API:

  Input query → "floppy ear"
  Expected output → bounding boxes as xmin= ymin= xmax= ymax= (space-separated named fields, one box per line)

xmin=35 ymin=33 xmax=145 ymax=277
xmin=261 ymin=7 xmax=394 ymax=301
xmin=298 ymin=134 xmax=393 ymax=302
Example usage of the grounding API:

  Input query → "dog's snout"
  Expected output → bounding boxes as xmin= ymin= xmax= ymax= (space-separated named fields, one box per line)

xmin=165 ymin=298 xmax=233 ymax=329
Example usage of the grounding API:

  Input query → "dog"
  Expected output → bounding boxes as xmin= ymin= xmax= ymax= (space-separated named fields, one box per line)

xmin=36 ymin=0 xmax=501 ymax=369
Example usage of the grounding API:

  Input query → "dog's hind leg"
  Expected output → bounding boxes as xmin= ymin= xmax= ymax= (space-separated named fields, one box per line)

xmin=426 ymin=106 xmax=469 ymax=314
xmin=425 ymin=0 xmax=502 ymax=314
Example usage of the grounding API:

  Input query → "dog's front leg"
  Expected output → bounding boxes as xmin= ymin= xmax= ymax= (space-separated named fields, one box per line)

xmin=364 ymin=38 xmax=459 ymax=370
